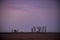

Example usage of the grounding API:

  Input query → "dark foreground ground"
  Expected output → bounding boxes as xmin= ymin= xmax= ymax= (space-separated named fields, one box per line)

xmin=0 ymin=32 xmax=60 ymax=40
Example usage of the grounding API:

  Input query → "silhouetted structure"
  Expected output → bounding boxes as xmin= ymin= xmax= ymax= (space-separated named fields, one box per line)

xmin=37 ymin=26 xmax=41 ymax=32
xmin=31 ymin=26 xmax=36 ymax=32
xmin=31 ymin=25 xmax=47 ymax=32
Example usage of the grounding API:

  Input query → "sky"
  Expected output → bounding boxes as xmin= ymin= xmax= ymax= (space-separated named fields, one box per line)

xmin=0 ymin=0 xmax=60 ymax=32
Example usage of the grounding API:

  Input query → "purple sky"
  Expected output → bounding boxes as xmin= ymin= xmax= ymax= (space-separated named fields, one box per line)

xmin=1 ymin=0 xmax=60 ymax=32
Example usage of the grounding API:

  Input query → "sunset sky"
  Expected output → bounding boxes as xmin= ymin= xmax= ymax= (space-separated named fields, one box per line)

xmin=1 ymin=0 xmax=60 ymax=32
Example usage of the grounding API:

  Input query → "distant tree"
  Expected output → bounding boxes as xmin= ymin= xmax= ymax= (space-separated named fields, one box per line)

xmin=31 ymin=26 xmax=36 ymax=32
xmin=31 ymin=27 xmax=33 ymax=32
xmin=42 ymin=25 xmax=46 ymax=32
xmin=33 ymin=26 xmax=36 ymax=32
xmin=37 ymin=26 xmax=41 ymax=32
xmin=42 ymin=26 xmax=44 ymax=32
xmin=44 ymin=25 xmax=46 ymax=32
